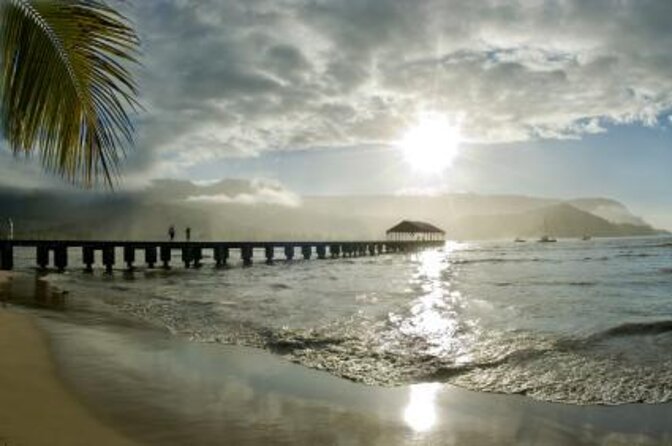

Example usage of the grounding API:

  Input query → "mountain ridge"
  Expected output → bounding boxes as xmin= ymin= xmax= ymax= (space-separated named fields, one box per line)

xmin=0 ymin=181 xmax=665 ymax=240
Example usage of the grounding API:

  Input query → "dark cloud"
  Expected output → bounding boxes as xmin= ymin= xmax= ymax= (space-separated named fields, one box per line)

xmin=115 ymin=0 xmax=672 ymax=176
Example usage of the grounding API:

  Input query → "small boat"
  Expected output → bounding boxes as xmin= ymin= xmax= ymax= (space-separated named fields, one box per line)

xmin=538 ymin=219 xmax=557 ymax=243
xmin=581 ymin=235 xmax=592 ymax=241
xmin=514 ymin=237 xmax=526 ymax=243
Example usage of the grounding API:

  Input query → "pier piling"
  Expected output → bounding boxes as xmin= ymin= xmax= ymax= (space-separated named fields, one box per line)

xmin=54 ymin=245 xmax=68 ymax=272
xmin=316 ymin=245 xmax=326 ymax=260
xmin=124 ymin=246 xmax=135 ymax=271
xmin=193 ymin=247 xmax=203 ymax=268
xmin=102 ymin=247 xmax=115 ymax=274
xmin=160 ymin=246 xmax=171 ymax=269
xmin=182 ymin=247 xmax=192 ymax=268
xmin=301 ymin=246 xmax=311 ymax=260
xmin=145 ymin=246 xmax=157 ymax=268
xmin=242 ymin=246 xmax=253 ymax=266
xmin=265 ymin=246 xmax=274 ymax=265
xmin=330 ymin=244 xmax=340 ymax=258
xmin=82 ymin=247 xmax=94 ymax=272
xmin=0 ymin=243 xmax=13 ymax=271
xmin=214 ymin=246 xmax=228 ymax=268
xmin=284 ymin=246 xmax=294 ymax=261
xmin=36 ymin=245 xmax=49 ymax=270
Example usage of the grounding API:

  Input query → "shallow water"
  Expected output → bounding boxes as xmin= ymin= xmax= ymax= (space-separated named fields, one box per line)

xmin=6 ymin=236 xmax=672 ymax=405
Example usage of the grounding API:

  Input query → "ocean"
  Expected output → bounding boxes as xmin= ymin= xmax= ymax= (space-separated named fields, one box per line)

xmin=6 ymin=236 xmax=672 ymax=406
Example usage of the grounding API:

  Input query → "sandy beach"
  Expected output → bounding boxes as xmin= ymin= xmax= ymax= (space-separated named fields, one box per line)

xmin=0 ymin=272 xmax=139 ymax=446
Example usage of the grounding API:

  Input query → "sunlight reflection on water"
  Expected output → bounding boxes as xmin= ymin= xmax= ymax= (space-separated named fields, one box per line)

xmin=403 ymin=382 xmax=442 ymax=432
xmin=398 ymin=248 xmax=459 ymax=435
xmin=391 ymin=244 xmax=473 ymax=360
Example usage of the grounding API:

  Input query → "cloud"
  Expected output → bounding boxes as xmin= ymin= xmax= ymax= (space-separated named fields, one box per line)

xmin=186 ymin=188 xmax=301 ymax=207
xmin=118 ymin=0 xmax=672 ymax=175
xmin=161 ymin=178 xmax=304 ymax=207
xmin=395 ymin=185 xmax=451 ymax=197
xmin=0 ymin=144 xmax=77 ymax=190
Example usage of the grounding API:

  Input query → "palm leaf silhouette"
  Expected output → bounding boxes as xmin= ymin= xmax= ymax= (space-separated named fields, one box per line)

xmin=0 ymin=0 xmax=140 ymax=187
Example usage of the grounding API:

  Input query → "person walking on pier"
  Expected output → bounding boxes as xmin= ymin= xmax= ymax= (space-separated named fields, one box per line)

xmin=186 ymin=227 xmax=192 ymax=241
xmin=168 ymin=225 xmax=176 ymax=241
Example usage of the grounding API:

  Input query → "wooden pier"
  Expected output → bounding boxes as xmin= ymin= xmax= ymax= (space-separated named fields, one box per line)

xmin=0 ymin=240 xmax=444 ymax=272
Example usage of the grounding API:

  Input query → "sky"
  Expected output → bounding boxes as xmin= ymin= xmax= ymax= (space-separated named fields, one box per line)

xmin=1 ymin=0 xmax=672 ymax=228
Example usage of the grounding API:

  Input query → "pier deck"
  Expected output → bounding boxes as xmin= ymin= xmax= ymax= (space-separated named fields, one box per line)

xmin=0 ymin=239 xmax=443 ymax=272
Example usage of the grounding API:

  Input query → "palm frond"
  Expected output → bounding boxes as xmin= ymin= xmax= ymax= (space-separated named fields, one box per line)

xmin=0 ymin=0 xmax=140 ymax=187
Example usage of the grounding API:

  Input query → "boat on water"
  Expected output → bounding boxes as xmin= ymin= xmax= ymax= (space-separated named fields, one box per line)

xmin=514 ymin=237 xmax=526 ymax=243
xmin=581 ymin=234 xmax=592 ymax=241
xmin=538 ymin=218 xmax=557 ymax=243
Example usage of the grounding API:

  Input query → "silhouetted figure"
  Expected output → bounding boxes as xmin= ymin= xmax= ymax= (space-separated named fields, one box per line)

xmin=186 ymin=227 xmax=191 ymax=241
xmin=168 ymin=225 xmax=176 ymax=241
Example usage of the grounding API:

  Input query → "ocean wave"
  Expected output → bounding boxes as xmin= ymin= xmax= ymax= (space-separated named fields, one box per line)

xmin=268 ymin=327 xmax=672 ymax=404
xmin=264 ymin=330 xmax=348 ymax=354
xmin=616 ymin=253 xmax=656 ymax=258
xmin=79 ymin=282 xmax=672 ymax=406
xmin=519 ymin=280 xmax=598 ymax=287
xmin=618 ymin=241 xmax=672 ymax=249
xmin=450 ymin=350 xmax=672 ymax=405
xmin=56 ymin=284 xmax=672 ymax=405
xmin=452 ymin=257 xmax=554 ymax=265
xmin=589 ymin=320 xmax=672 ymax=340
xmin=582 ymin=256 xmax=610 ymax=261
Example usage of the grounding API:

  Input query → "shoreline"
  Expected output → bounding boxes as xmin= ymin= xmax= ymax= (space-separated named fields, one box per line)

xmin=44 ymin=311 xmax=672 ymax=446
xmin=0 ymin=272 xmax=139 ymax=446
xmin=2 ymin=271 xmax=672 ymax=445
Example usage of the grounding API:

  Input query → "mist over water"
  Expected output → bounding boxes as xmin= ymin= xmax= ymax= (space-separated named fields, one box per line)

xmin=12 ymin=237 xmax=672 ymax=405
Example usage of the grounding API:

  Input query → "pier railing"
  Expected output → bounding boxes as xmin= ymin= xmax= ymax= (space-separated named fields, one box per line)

xmin=0 ymin=239 xmax=444 ymax=272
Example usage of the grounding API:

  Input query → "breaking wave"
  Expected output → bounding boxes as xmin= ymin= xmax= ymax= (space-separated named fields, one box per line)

xmin=589 ymin=320 xmax=672 ymax=339
xmin=452 ymin=257 xmax=556 ymax=265
xmin=107 ymin=292 xmax=672 ymax=405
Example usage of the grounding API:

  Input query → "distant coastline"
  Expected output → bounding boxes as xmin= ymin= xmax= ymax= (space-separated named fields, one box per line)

xmin=0 ymin=181 xmax=665 ymax=241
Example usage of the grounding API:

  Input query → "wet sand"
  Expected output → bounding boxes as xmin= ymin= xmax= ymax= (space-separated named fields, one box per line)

xmin=42 ymin=315 xmax=672 ymax=446
xmin=0 ymin=272 xmax=139 ymax=446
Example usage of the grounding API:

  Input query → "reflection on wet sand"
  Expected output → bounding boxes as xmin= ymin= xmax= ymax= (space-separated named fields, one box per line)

xmin=0 ymin=274 xmax=67 ymax=310
xmin=403 ymin=383 xmax=441 ymax=432
xmin=40 ymin=316 xmax=672 ymax=446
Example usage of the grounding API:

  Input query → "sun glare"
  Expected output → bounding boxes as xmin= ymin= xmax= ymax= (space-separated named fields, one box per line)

xmin=399 ymin=114 xmax=461 ymax=174
xmin=403 ymin=383 xmax=442 ymax=432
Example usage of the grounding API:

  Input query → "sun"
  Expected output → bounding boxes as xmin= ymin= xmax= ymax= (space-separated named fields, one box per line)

xmin=399 ymin=113 xmax=461 ymax=173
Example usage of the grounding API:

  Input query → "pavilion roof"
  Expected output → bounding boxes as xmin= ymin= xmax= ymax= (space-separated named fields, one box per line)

xmin=386 ymin=220 xmax=445 ymax=234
